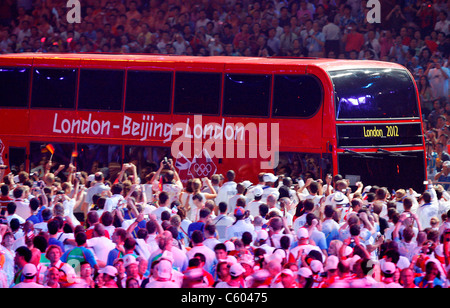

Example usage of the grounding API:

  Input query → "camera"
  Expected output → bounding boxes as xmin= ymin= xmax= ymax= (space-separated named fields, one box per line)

xmin=163 ymin=157 xmax=169 ymax=168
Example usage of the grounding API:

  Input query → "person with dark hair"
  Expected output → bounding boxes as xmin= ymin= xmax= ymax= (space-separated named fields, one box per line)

xmin=6 ymin=202 xmax=25 ymax=225
xmin=203 ymin=223 xmax=220 ymax=251
xmin=417 ymin=190 xmax=439 ymax=229
xmin=0 ymin=184 xmax=13 ymax=216
xmin=186 ymin=230 xmax=215 ymax=275
xmin=61 ymin=231 xmax=99 ymax=275
xmin=13 ymin=245 xmax=31 ymax=276
xmin=26 ymin=198 xmax=41 ymax=224
xmin=187 ymin=207 xmax=211 ymax=239
xmin=152 ymin=191 xmax=171 ymax=224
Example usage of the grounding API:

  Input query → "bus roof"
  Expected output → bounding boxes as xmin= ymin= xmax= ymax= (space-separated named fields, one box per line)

xmin=0 ymin=53 xmax=406 ymax=72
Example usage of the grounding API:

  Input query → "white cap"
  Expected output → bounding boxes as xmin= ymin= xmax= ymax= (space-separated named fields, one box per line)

xmin=122 ymin=255 xmax=138 ymax=268
xmin=381 ymin=262 xmax=396 ymax=275
xmin=22 ymin=263 xmax=37 ymax=277
xmin=252 ymin=186 xmax=264 ymax=197
xmin=87 ymin=174 xmax=95 ymax=182
xmin=99 ymin=265 xmax=118 ymax=277
xmin=239 ymin=254 xmax=255 ymax=267
xmin=156 ymin=259 xmax=173 ymax=279
xmin=310 ymin=260 xmax=324 ymax=273
xmin=241 ymin=180 xmax=253 ymax=189
xmin=224 ymin=241 xmax=235 ymax=252
xmin=280 ymin=269 xmax=295 ymax=277
xmin=256 ymin=229 xmax=269 ymax=241
xmin=263 ymin=173 xmax=278 ymax=183
xmin=324 ymin=256 xmax=339 ymax=271
xmin=297 ymin=267 xmax=313 ymax=278
xmin=297 ymin=228 xmax=309 ymax=239
xmin=229 ymin=263 xmax=245 ymax=277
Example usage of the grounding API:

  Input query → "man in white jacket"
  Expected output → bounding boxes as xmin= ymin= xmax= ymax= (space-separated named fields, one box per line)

xmin=216 ymin=170 xmax=237 ymax=211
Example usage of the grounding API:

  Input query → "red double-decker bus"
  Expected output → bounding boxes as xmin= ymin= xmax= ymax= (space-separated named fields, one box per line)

xmin=0 ymin=53 xmax=425 ymax=191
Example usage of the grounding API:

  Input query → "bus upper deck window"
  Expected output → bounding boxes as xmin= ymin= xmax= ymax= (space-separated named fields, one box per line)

xmin=223 ymin=74 xmax=271 ymax=117
xmin=272 ymin=75 xmax=323 ymax=118
xmin=125 ymin=70 xmax=172 ymax=113
xmin=31 ymin=68 xmax=77 ymax=109
xmin=78 ymin=69 xmax=124 ymax=111
xmin=174 ymin=72 xmax=221 ymax=115
xmin=0 ymin=67 xmax=30 ymax=108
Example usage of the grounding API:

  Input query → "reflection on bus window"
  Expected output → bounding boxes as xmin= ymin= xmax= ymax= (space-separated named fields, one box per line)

xmin=223 ymin=74 xmax=271 ymax=117
xmin=0 ymin=67 xmax=30 ymax=108
xmin=272 ymin=75 xmax=323 ymax=118
xmin=331 ymin=69 xmax=419 ymax=120
xmin=275 ymin=152 xmax=321 ymax=182
xmin=76 ymin=144 xmax=122 ymax=182
xmin=124 ymin=146 xmax=171 ymax=181
xmin=30 ymin=142 xmax=74 ymax=180
xmin=31 ymin=68 xmax=77 ymax=109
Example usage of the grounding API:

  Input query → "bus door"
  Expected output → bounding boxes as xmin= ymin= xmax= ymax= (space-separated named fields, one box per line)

xmin=3 ymin=141 xmax=28 ymax=175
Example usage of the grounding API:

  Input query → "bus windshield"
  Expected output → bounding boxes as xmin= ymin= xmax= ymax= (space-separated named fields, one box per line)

xmin=330 ymin=68 xmax=419 ymax=120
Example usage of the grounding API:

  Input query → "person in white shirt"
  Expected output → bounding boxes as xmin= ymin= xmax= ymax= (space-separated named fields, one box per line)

xmin=151 ymin=191 xmax=172 ymax=224
xmin=246 ymin=186 xmax=264 ymax=218
xmin=417 ymin=191 xmax=439 ymax=230
xmin=104 ymin=183 xmax=125 ymax=212
xmin=216 ymin=170 xmax=238 ymax=209
xmin=435 ymin=10 xmax=450 ymax=35
xmin=212 ymin=202 xmax=235 ymax=243
xmin=203 ymin=223 xmax=221 ymax=251
xmin=225 ymin=207 xmax=255 ymax=241
xmin=13 ymin=263 xmax=44 ymax=288
xmin=227 ymin=183 xmax=247 ymax=215
xmin=86 ymin=223 xmax=115 ymax=266
xmin=186 ymin=230 xmax=216 ymax=274
xmin=12 ymin=186 xmax=30 ymax=220
xmin=261 ymin=173 xmax=280 ymax=203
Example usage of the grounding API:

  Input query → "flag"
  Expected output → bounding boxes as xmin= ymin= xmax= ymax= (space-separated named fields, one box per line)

xmin=46 ymin=144 xmax=55 ymax=155
xmin=71 ymin=150 xmax=78 ymax=158
xmin=159 ymin=176 xmax=163 ymax=192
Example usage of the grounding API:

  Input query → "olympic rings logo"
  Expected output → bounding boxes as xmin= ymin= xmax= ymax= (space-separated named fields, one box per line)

xmin=192 ymin=163 xmax=213 ymax=177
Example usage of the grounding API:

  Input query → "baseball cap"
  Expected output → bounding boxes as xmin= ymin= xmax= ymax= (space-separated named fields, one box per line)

xmin=229 ymin=263 xmax=245 ymax=277
xmin=156 ymin=259 xmax=173 ymax=280
xmin=381 ymin=261 xmax=396 ymax=275
xmin=122 ymin=255 xmax=138 ymax=268
xmin=297 ymin=228 xmax=309 ymax=239
xmin=234 ymin=207 xmax=246 ymax=217
xmin=263 ymin=173 xmax=278 ymax=183
xmin=252 ymin=186 xmax=264 ymax=197
xmin=256 ymin=229 xmax=269 ymax=241
xmin=310 ymin=260 xmax=324 ymax=273
xmin=324 ymin=256 xmax=339 ymax=271
xmin=280 ymin=269 xmax=295 ymax=277
xmin=241 ymin=180 xmax=253 ymax=189
xmin=240 ymin=254 xmax=255 ymax=268
xmin=297 ymin=267 xmax=313 ymax=278
xmin=22 ymin=263 xmax=37 ymax=278
xmin=99 ymin=265 xmax=118 ymax=277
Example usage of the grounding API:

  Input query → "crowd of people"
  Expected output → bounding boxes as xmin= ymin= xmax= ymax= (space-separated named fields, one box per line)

xmin=1 ymin=0 xmax=450 ymax=289
xmin=1 ymin=156 xmax=450 ymax=289
xmin=1 ymin=0 xmax=450 ymax=161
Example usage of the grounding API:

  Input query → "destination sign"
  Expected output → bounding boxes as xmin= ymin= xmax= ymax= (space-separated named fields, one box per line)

xmin=337 ymin=123 xmax=423 ymax=148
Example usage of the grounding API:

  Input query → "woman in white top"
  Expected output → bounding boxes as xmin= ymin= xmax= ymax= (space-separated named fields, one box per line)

xmin=59 ymin=181 xmax=83 ymax=226
xmin=184 ymin=178 xmax=216 ymax=222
